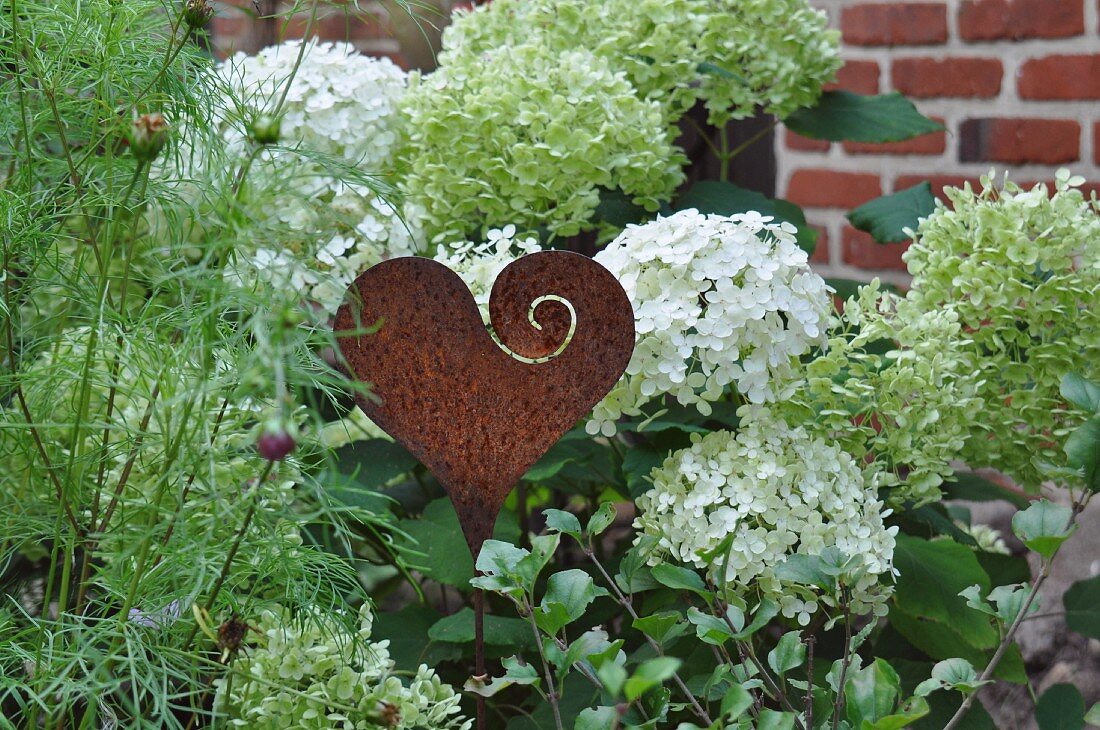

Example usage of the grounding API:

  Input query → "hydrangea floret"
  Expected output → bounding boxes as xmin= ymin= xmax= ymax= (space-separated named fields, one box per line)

xmin=634 ymin=406 xmax=898 ymax=625
xmin=787 ymin=279 xmax=983 ymax=505
xmin=901 ymin=171 xmax=1100 ymax=487
xmin=438 ymin=0 xmax=840 ymax=126
xmin=431 ymin=225 xmax=543 ymax=317
xmin=400 ymin=41 xmax=684 ymax=243
xmin=589 ymin=209 xmax=832 ymax=436
xmin=214 ymin=604 xmax=471 ymax=729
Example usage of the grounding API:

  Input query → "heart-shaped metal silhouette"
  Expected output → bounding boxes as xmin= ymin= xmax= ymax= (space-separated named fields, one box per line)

xmin=333 ymin=251 xmax=635 ymax=557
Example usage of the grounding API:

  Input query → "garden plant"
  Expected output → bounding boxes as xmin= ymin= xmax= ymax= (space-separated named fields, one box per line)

xmin=1 ymin=0 xmax=1099 ymax=728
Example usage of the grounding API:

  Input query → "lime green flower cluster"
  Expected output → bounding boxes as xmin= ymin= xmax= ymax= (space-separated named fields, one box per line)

xmin=901 ymin=172 xmax=1100 ymax=487
xmin=400 ymin=41 xmax=684 ymax=243
xmin=439 ymin=0 xmax=840 ymax=127
xmin=215 ymin=604 xmax=470 ymax=729
xmin=788 ymin=280 xmax=982 ymax=505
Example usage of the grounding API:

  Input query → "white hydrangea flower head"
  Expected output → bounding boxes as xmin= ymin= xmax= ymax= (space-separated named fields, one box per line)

xmin=155 ymin=40 xmax=418 ymax=315
xmin=214 ymin=603 xmax=471 ymax=729
xmin=432 ymin=225 xmax=543 ymax=318
xmin=590 ymin=209 xmax=832 ymax=436
xmin=635 ymin=406 xmax=898 ymax=625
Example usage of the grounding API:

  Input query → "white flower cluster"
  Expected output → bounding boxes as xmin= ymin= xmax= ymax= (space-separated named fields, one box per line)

xmin=432 ymin=225 xmax=543 ymax=317
xmin=590 ymin=209 xmax=832 ymax=436
xmin=215 ymin=604 xmax=470 ymax=729
xmin=635 ymin=407 xmax=898 ymax=625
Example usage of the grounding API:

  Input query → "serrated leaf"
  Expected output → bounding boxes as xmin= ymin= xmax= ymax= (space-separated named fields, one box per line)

xmin=847 ymin=183 xmax=935 ymax=244
xmin=1012 ymin=500 xmax=1075 ymax=558
xmin=784 ymin=91 xmax=944 ymax=143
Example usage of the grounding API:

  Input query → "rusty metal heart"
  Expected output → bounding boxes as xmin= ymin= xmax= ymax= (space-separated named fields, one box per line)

xmin=333 ymin=251 xmax=635 ymax=557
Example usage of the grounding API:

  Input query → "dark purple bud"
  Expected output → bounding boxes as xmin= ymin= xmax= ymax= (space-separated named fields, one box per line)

xmin=257 ymin=422 xmax=296 ymax=461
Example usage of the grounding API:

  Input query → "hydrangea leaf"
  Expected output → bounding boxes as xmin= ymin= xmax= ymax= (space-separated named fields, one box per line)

xmin=843 ymin=659 xmax=901 ymax=727
xmin=398 ymin=500 xmax=517 ymax=588
xmin=784 ymin=91 xmax=944 ymax=143
xmin=767 ymin=632 xmax=806 ymax=676
xmin=1065 ymin=416 xmax=1100 ymax=492
xmin=846 ymin=183 xmax=935 ymax=244
xmin=1036 ymin=684 xmax=1086 ymax=730
xmin=651 ymin=564 xmax=708 ymax=597
xmin=674 ymin=180 xmax=818 ymax=255
xmin=1060 ymin=373 xmax=1100 ymax=413
xmin=333 ymin=438 xmax=418 ymax=490
xmin=1063 ymin=575 xmax=1100 ymax=640
xmin=428 ymin=607 xmax=535 ymax=650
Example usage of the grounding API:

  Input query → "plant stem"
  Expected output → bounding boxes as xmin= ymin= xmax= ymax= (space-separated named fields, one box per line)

xmin=942 ymin=494 xmax=1092 ymax=730
xmin=584 ymin=548 xmax=714 ymax=725
xmin=832 ymin=596 xmax=853 ymax=730
xmin=522 ymin=596 xmax=564 ymax=730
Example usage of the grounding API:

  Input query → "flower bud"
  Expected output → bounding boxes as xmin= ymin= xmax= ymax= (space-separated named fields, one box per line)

xmin=129 ymin=112 xmax=168 ymax=163
xmin=257 ymin=419 xmax=296 ymax=461
xmin=249 ymin=113 xmax=282 ymax=146
xmin=183 ymin=0 xmax=214 ymax=29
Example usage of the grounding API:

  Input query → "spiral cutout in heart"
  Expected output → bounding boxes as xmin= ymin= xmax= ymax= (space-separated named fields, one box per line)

xmin=488 ymin=250 xmax=634 ymax=365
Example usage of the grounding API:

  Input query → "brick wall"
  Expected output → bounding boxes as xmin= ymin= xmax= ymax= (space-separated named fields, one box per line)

xmin=210 ymin=1 xmax=404 ymax=61
xmin=778 ymin=0 xmax=1100 ymax=283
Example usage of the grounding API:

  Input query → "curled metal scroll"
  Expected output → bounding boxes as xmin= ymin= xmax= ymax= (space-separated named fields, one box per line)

xmin=333 ymin=250 xmax=636 ymax=556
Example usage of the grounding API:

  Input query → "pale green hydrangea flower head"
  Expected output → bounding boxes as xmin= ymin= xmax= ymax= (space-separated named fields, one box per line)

xmin=787 ymin=280 xmax=983 ymax=506
xmin=635 ymin=406 xmax=898 ymax=625
xmin=439 ymin=0 xmax=839 ymax=127
xmin=215 ymin=603 xmax=471 ymax=729
xmin=400 ymin=41 xmax=685 ymax=243
xmin=902 ymin=171 xmax=1100 ymax=487
xmin=590 ymin=209 xmax=832 ymax=436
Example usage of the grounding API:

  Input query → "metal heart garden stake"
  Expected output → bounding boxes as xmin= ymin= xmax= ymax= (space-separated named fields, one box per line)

xmin=334 ymin=250 xmax=635 ymax=725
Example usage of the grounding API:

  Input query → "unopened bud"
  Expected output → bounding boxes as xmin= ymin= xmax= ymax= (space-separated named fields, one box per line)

xmin=129 ymin=112 xmax=168 ymax=163
xmin=257 ymin=419 xmax=296 ymax=461
xmin=249 ymin=113 xmax=281 ymax=146
xmin=183 ymin=0 xmax=214 ymax=29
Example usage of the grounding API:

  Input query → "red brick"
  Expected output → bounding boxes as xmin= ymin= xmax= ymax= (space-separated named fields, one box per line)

xmin=785 ymin=129 xmax=830 ymax=152
xmin=842 ymin=226 xmax=911 ymax=271
xmin=891 ymin=58 xmax=1002 ymax=98
xmin=826 ymin=60 xmax=881 ymax=95
xmin=810 ymin=226 xmax=830 ymax=264
xmin=786 ymin=170 xmax=883 ymax=209
xmin=894 ymin=175 xmax=984 ymax=202
xmin=959 ymin=0 xmax=1084 ymax=40
xmin=1018 ymin=55 xmax=1100 ymax=100
xmin=843 ymin=118 xmax=946 ymax=155
xmin=959 ymin=118 xmax=1080 ymax=165
xmin=842 ymin=3 xmax=948 ymax=46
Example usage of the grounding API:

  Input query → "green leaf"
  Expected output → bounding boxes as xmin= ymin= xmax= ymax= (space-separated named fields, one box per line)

xmin=465 ymin=656 xmax=541 ymax=697
xmin=892 ymin=535 xmax=997 ymax=650
xmin=543 ymin=509 xmax=582 ymax=540
xmin=560 ymin=630 xmax=618 ymax=676
xmin=734 ymin=599 xmax=780 ymax=640
xmin=541 ymin=569 xmax=607 ymax=624
xmin=756 ymin=709 xmax=798 ymax=730
xmin=1061 ymin=373 xmax=1100 ymax=413
xmin=845 ymin=659 xmax=901 ymax=727
xmin=622 ymin=448 xmax=665 ymax=498
xmin=632 ymin=611 xmax=688 ymax=647
xmin=398 ymin=500 xmax=514 ymax=588
xmin=428 ymin=608 xmax=535 ymax=650
xmin=914 ymin=659 xmax=988 ymax=697
xmin=624 ymin=657 xmax=681 ymax=702
xmin=1083 ymin=701 xmax=1100 ymax=725
xmin=534 ymin=601 xmax=572 ymax=635
xmin=987 ymin=584 xmax=1039 ymax=623
xmin=334 ymin=437 xmax=418 ymax=489
xmin=1064 ymin=575 xmax=1100 ymax=640
xmin=1036 ymin=684 xmax=1085 ymax=730
xmin=1065 ymin=416 xmax=1100 ymax=492
xmin=515 ymin=533 xmax=560 ymax=590
xmin=686 ymin=606 xmax=736 ymax=646
xmin=1012 ymin=500 xmax=1075 ymax=558
xmin=773 ymin=552 xmax=838 ymax=589
xmin=867 ymin=697 xmax=931 ymax=730
xmin=575 ymin=706 xmax=618 ymax=730
xmin=594 ymin=187 xmax=649 ymax=229
xmin=767 ymin=632 xmax=806 ymax=676
xmin=720 ymin=683 xmax=754 ymax=720
xmin=941 ymin=472 xmax=1031 ymax=509
xmin=673 ymin=180 xmax=818 ymax=255
xmin=784 ymin=91 xmax=944 ymax=143
xmin=847 ymin=183 xmax=936 ymax=244
xmin=586 ymin=502 xmax=616 ymax=538
xmin=651 ymin=564 xmax=708 ymax=597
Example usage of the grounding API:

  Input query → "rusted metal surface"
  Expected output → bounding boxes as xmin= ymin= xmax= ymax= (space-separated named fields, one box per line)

xmin=333 ymin=250 xmax=635 ymax=557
